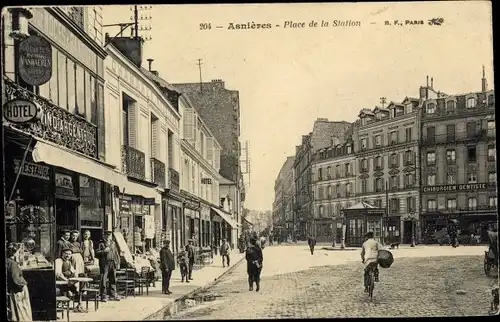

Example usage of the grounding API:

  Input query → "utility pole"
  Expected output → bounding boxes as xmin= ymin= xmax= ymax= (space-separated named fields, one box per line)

xmin=133 ymin=5 xmax=138 ymax=38
xmin=385 ymin=179 xmax=389 ymax=246
xmin=197 ymin=58 xmax=203 ymax=93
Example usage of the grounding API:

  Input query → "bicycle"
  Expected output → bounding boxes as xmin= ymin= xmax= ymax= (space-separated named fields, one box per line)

xmin=364 ymin=262 xmax=376 ymax=301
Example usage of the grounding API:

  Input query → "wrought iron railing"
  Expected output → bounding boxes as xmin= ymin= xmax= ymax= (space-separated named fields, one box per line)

xmin=421 ymin=129 xmax=491 ymax=145
xmin=4 ymin=77 xmax=98 ymax=158
xmin=150 ymin=158 xmax=166 ymax=187
xmin=121 ymin=145 xmax=146 ymax=181
xmin=168 ymin=167 xmax=180 ymax=192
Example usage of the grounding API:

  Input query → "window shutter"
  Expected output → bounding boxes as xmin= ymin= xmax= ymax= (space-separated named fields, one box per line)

xmin=359 ymin=159 xmax=363 ymax=171
xmin=183 ymin=108 xmax=195 ymax=144
xmin=214 ymin=147 xmax=220 ymax=171
xmin=367 ymin=158 xmax=370 ymax=171
xmin=128 ymin=103 xmax=137 ymax=148
xmin=206 ymin=137 xmax=214 ymax=166
xmin=396 ymin=153 xmax=400 ymax=167
xmin=372 ymin=136 xmax=377 ymax=148
xmin=381 ymin=156 xmax=384 ymax=169
xmin=373 ymin=178 xmax=376 ymax=192
xmin=151 ymin=118 xmax=158 ymax=158
xmin=412 ymin=151 xmax=416 ymax=165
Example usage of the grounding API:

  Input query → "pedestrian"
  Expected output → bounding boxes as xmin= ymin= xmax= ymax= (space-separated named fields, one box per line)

xmin=177 ymin=246 xmax=190 ymax=283
xmin=56 ymin=229 xmax=71 ymax=259
xmin=81 ymin=230 xmax=95 ymax=264
xmin=6 ymin=243 xmax=33 ymax=321
xmin=187 ymin=239 xmax=195 ymax=280
xmin=245 ymin=237 xmax=264 ymax=292
xmin=308 ymin=235 xmax=317 ymax=255
xmin=96 ymin=231 xmax=121 ymax=302
xmin=159 ymin=240 xmax=175 ymax=294
xmin=69 ymin=230 xmax=85 ymax=277
xmin=220 ymin=239 xmax=231 ymax=267
xmin=55 ymin=248 xmax=87 ymax=312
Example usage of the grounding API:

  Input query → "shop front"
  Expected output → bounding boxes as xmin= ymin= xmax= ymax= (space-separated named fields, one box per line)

xmin=210 ymin=207 xmax=239 ymax=248
xmin=200 ymin=203 xmax=211 ymax=248
xmin=163 ymin=191 xmax=183 ymax=255
xmin=182 ymin=194 xmax=201 ymax=246
xmin=343 ymin=202 xmax=385 ymax=247
xmin=313 ymin=218 xmax=334 ymax=243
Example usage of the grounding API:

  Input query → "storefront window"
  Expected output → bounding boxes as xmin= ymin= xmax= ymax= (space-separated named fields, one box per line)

xmin=79 ymin=175 xmax=103 ymax=231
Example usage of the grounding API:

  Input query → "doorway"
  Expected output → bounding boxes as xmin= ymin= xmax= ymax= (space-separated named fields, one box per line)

xmin=403 ymin=220 xmax=413 ymax=244
xmin=347 ymin=218 xmax=364 ymax=246
xmin=56 ymin=198 xmax=79 ymax=235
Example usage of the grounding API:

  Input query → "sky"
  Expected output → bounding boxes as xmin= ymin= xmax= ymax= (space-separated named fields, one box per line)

xmin=102 ymin=2 xmax=494 ymax=212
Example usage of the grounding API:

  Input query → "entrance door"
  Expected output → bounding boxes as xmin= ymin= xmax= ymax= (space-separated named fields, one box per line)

xmin=347 ymin=218 xmax=364 ymax=246
xmin=403 ymin=220 xmax=413 ymax=244
xmin=55 ymin=198 xmax=79 ymax=235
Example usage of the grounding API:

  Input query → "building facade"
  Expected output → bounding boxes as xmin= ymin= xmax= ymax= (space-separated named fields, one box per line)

xmin=273 ymin=156 xmax=295 ymax=241
xmin=104 ymin=40 xmax=182 ymax=254
xmin=219 ymin=177 xmax=243 ymax=248
xmin=420 ymin=81 xmax=496 ymax=243
xmin=173 ymin=80 xmax=245 ymax=241
xmin=353 ymin=97 xmax=422 ymax=244
xmin=311 ymin=136 xmax=356 ymax=243
xmin=2 ymin=7 xmax=110 ymax=320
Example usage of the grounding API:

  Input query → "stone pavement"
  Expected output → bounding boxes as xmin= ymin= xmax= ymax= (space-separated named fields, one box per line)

xmin=164 ymin=244 xmax=499 ymax=319
xmin=68 ymin=250 xmax=245 ymax=321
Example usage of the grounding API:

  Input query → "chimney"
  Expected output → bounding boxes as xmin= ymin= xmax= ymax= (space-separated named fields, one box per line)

xmin=419 ymin=86 xmax=428 ymax=100
xmin=147 ymin=58 xmax=154 ymax=71
xmin=426 ymin=75 xmax=429 ymax=87
xmin=108 ymin=36 xmax=144 ymax=68
xmin=482 ymin=65 xmax=488 ymax=92
xmin=431 ymin=77 xmax=434 ymax=88
xmin=211 ymin=79 xmax=225 ymax=88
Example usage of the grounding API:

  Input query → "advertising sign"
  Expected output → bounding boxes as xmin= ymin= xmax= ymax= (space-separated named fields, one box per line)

xmin=18 ymin=35 xmax=52 ymax=86
xmin=422 ymin=183 xmax=489 ymax=193
xmin=3 ymin=99 xmax=41 ymax=123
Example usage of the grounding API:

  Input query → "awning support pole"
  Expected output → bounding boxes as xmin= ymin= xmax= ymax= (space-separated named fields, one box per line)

xmin=5 ymin=137 xmax=33 ymax=210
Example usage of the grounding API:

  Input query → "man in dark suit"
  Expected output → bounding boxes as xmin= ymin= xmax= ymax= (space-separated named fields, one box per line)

xmin=159 ymin=240 xmax=175 ymax=294
xmin=308 ymin=235 xmax=317 ymax=255
xmin=96 ymin=231 xmax=121 ymax=302
xmin=187 ymin=239 xmax=195 ymax=280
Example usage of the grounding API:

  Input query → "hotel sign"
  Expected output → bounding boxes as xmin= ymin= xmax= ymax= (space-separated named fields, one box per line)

xmin=3 ymin=99 xmax=41 ymax=124
xmin=422 ymin=183 xmax=490 ymax=193
xmin=18 ymin=35 xmax=52 ymax=86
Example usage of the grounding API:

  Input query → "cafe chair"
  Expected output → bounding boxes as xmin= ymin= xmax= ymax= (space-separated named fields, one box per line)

xmin=116 ymin=268 xmax=135 ymax=298
xmin=135 ymin=266 xmax=150 ymax=296
xmin=81 ymin=277 xmax=100 ymax=311
xmin=56 ymin=296 xmax=71 ymax=321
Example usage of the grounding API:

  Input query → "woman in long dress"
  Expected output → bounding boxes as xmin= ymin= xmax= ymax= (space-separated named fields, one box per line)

xmin=6 ymin=243 xmax=33 ymax=321
xmin=69 ymin=230 xmax=86 ymax=276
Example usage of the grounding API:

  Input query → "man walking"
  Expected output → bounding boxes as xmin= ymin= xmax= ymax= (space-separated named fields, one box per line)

xmin=96 ymin=231 xmax=120 ymax=302
xmin=159 ymin=240 xmax=175 ymax=294
xmin=246 ymin=237 xmax=263 ymax=292
xmin=220 ymin=239 xmax=231 ymax=267
xmin=308 ymin=235 xmax=317 ymax=255
xmin=187 ymin=239 xmax=195 ymax=280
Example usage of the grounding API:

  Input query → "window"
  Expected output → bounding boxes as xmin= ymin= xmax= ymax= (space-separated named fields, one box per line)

xmin=336 ymin=184 xmax=341 ymax=197
xmin=488 ymin=94 xmax=495 ymax=105
xmin=487 ymin=120 xmax=495 ymax=134
xmin=390 ymin=153 xmax=398 ymax=167
xmin=467 ymin=146 xmax=477 ymax=162
xmin=345 ymin=163 xmax=351 ymax=176
xmin=406 ymin=197 xmax=415 ymax=212
xmin=446 ymin=100 xmax=456 ymax=113
xmin=468 ymin=172 xmax=477 ymax=183
xmin=427 ymin=126 xmax=436 ymax=141
xmin=446 ymin=149 xmax=456 ymax=163
xmin=488 ymin=145 xmax=496 ymax=161
xmin=327 ymin=185 xmax=332 ymax=198
xmin=375 ymin=178 xmax=383 ymax=192
xmin=335 ymin=165 xmax=341 ymax=177
xmin=389 ymin=198 xmax=400 ymax=214
xmin=390 ymin=176 xmax=399 ymax=189
xmin=347 ymin=145 xmax=352 ymax=154
xmin=466 ymin=97 xmax=477 ymax=108
xmin=318 ymin=186 xmax=324 ymax=199
xmin=374 ymin=199 xmax=382 ymax=208
xmin=389 ymin=131 xmax=398 ymax=144
xmin=466 ymin=122 xmax=477 ymax=138
xmin=427 ymin=152 xmax=435 ymax=165
xmin=404 ymin=150 xmax=413 ymax=165
xmin=406 ymin=104 xmax=413 ymax=114
xmin=446 ymin=124 xmax=456 ymax=140
xmin=167 ymin=130 xmax=174 ymax=168
xmin=318 ymin=168 xmax=323 ymax=180
xmin=489 ymin=172 xmax=496 ymax=184
xmin=489 ymin=197 xmax=497 ymax=207
xmin=319 ymin=205 xmax=324 ymax=217
xmin=375 ymin=135 xmax=381 ymax=147
xmin=345 ymin=183 xmax=351 ymax=195
xmin=361 ymin=159 xmax=367 ymax=171
xmin=468 ymin=197 xmax=477 ymax=210
xmin=404 ymin=173 xmax=414 ymax=188
xmin=326 ymin=166 xmax=332 ymax=178
xmin=427 ymin=174 xmax=436 ymax=186
xmin=375 ymin=156 xmax=382 ymax=169
xmin=447 ymin=173 xmax=456 ymax=185
xmin=447 ymin=199 xmax=457 ymax=210
xmin=427 ymin=103 xmax=435 ymax=114
xmin=427 ymin=199 xmax=437 ymax=210
xmin=405 ymin=127 xmax=412 ymax=142
xmin=360 ymin=138 xmax=367 ymax=149
xmin=361 ymin=179 xmax=367 ymax=193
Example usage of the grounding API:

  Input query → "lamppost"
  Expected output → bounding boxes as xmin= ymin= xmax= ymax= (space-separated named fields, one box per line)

xmin=410 ymin=212 xmax=416 ymax=247
xmin=340 ymin=207 xmax=346 ymax=249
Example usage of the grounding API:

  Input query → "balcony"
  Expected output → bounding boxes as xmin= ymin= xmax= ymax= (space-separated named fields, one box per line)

xmin=150 ymin=158 xmax=166 ymax=187
xmin=421 ymin=130 xmax=490 ymax=146
xmin=121 ymin=145 xmax=146 ymax=181
xmin=168 ymin=168 xmax=180 ymax=192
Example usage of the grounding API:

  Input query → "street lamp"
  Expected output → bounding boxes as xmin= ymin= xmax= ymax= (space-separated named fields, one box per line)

xmin=340 ymin=207 xmax=346 ymax=249
xmin=410 ymin=210 xmax=416 ymax=247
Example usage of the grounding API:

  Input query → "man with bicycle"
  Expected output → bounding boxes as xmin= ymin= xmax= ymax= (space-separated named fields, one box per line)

xmin=361 ymin=231 xmax=381 ymax=293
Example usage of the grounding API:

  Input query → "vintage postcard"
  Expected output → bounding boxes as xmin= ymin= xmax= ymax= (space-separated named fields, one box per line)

xmin=1 ymin=1 xmax=497 ymax=321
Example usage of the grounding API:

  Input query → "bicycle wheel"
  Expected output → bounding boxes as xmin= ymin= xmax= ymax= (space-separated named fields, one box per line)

xmin=368 ymin=270 xmax=375 ymax=300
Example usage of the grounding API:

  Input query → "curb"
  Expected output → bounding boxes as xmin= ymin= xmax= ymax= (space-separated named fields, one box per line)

xmin=144 ymin=255 xmax=246 ymax=320
xmin=321 ymin=247 xmax=358 ymax=251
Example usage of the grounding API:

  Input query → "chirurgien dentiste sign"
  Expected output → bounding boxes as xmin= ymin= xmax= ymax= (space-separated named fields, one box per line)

xmin=422 ymin=183 xmax=490 ymax=193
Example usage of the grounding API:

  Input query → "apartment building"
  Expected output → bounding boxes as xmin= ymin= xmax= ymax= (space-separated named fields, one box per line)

xmin=311 ymin=135 xmax=356 ymax=243
xmin=353 ymin=96 xmax=422 ymax=244
xmin=273 ymin=156 xmax=295 ymax=240
xmin=420 ymin=72 xmax=496 ymax=243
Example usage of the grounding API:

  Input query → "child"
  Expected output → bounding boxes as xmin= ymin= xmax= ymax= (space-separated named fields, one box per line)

xmin=177 ymin=247 xmax=190 ymax=283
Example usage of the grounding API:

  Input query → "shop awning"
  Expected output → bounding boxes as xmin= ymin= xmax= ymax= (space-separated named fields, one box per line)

xmin=211 ymin=207 xmax=239 ymax=229
xmin=32 ymin=141 xmax=159 ymax=200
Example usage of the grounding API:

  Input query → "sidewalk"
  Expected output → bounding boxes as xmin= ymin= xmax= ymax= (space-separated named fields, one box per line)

xmin=69 ymin=250 xmax=245 ymax=321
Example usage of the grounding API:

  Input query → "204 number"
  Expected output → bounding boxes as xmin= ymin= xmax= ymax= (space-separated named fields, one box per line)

xmin=200 ymin=23 xmax=212 ymax=30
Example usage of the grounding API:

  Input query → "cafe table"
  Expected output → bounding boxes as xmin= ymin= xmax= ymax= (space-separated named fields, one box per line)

xmin=69 ymin=277 xmax=94 ymax=304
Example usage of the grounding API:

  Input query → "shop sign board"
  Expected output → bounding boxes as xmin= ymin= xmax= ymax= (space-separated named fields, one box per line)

xmin=3 ymin=99 xmax=41 ymax=124
xmin=14 ymin=159 xmax=50 ymax=181
xmin=422 ymin=183 xmax=489 ymax=193
xmin=18 ymin=35 xmax=52 ymax=86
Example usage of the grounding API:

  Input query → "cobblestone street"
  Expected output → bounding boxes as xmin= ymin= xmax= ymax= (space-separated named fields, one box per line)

xmin=165 ymin=245 xmax=498 ymax=319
